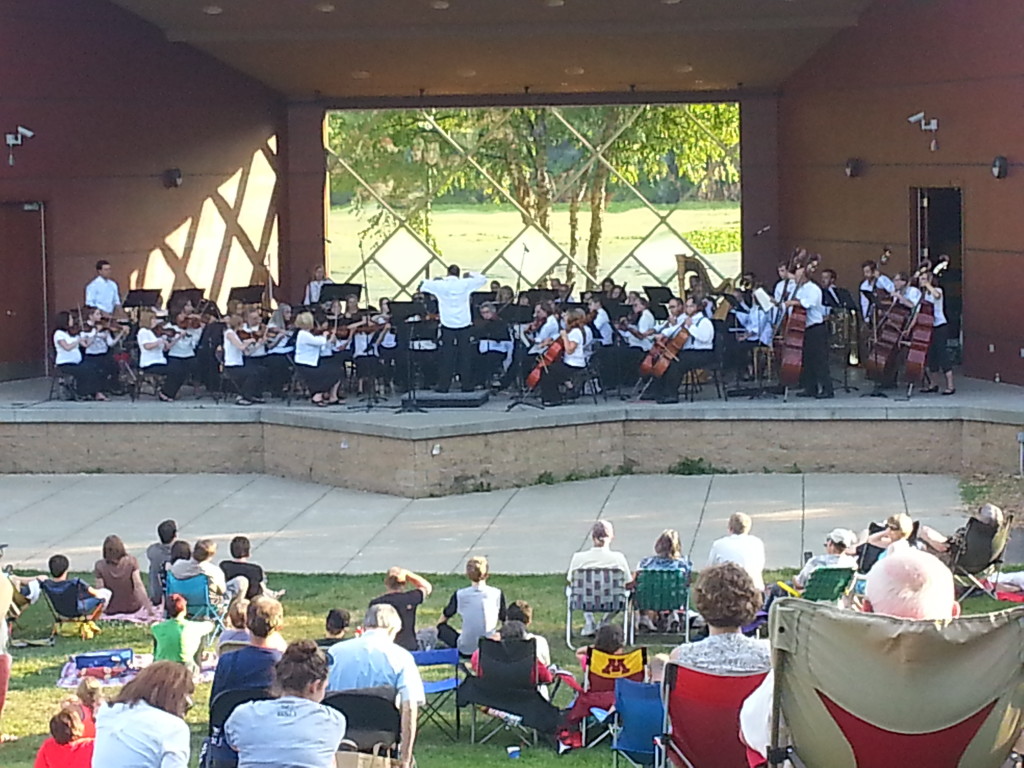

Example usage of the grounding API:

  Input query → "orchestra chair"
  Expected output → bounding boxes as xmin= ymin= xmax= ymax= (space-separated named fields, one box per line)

xmin=628 ymin=568 xmax=691 ymax=646
xmin=681 ymin=320 xmax=729 ymax=402
xmin=568 ymin=646 xmax=647 ymax=747
xmin=323 ymin=686 xmax=402 ymax=754
xmin=948 ymin=512 xmax=1013 ymax=602
xmin=764 ymin=598 xmax=1024 ymax=768
xmin=608 ymin=678 xmax=664 ymax=768
xmin=662 ymin=660 xmax=767 ymax=768
xmin=411 ymin=647 xmax=462 ymax=742
xmin=283 ymin=356 xmax=308 ymax=406
xmin=47 ymin=359 xmax=78 ymax=402
xmin=165 ymin=572 xmax=226 ymax=635
xmin=212 ymin=346 xmax=239 ymax=405
xmin=198 ymin=687 xmax=273 ymax=768
xmin=565 ymin=568 xmax=631 ymax=650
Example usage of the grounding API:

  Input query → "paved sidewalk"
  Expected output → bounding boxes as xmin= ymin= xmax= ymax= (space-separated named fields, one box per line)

xmin=0 ymin=473 xmax=965 ymax=575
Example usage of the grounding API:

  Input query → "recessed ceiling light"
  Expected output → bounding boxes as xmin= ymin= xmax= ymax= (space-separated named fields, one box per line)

xmin=202 ymin=4 xmax=223 ymax=14
xmin=564 ymin=66 xmax=585 ymax=76
xmin=430 ymin=0 xmax=450 ymax=8
xmin=350 ymin=70 xmax=371 ymax=80
xmin=544 ymin=0 xmax=566 ymax=6
xmin=673 ymin=64 xmax=694 ymax=74
xmin=457 ymin=67 xmax=477 ymax=78
xmin=661 ymin=0 xmax=682 ymax=4
xmin=315 ymin=2 xmax=335 ymax=11
xmin=694 ymin=79 xmax=705 ymax=86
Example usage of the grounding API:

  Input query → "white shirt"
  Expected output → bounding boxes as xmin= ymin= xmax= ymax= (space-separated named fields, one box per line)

xmin=166 ymin=326 xmax=197 ymax=359
xmin=420 ymin=273 xmax=488 ymax=329
xmin=622 ymin=309 xmax=656 ymax=351
xmin=656 ymin=313 xmax=686 ymax=338
xmin=243 ymin=325 xmax=267 ymax=358
xmin=860 ymin=274 xmax=895 ymax=319
xmin=683 ymin=314 xmax=715 ymax=350
xmin=83 ymin=327 xmax=111 ymax=356
xmin=85 ymin=275 xmax=121 ymax=314
xmin=901 ymin=285 xmax=922 ymax=308
xmin=223 ymin=330 xmax=245 ymax=367
xmin=53 ymin=330 xmax=82 ymax=366
xmin=567 ymin=546 xmax=631 ymax=580
xmin=794 ymin=281 xmax=825 ymax=327
xmin=294 ymin=329 xmax=328 ymax=366
xmin=303 ymin=278 xmax=333 ymax=305
xmin=924 ymin=289 xmax=947 ymax=327
xmin=91 ymin=700 xmax=190 ymax=768
xmin=773 ymin=278 xmax=796 ymax=305
xmin=137 ymin=328 xmax=167 ymax=368
xmin=707 ymin=533 xmax=766 ymax=591
xmin=740 ymin=671 xmax=774 ymax=760
xmin=563 ymin=327 xmax=587 ymax=368
xmin=226 ymin=696 xmax=346 ymax=768
xmin=592 ymin=308 xmax=613 ymax=346
xmin=529 ymin=316 xmax=561 ymax=355
xmin=327 ymin=629 xmax=426 ymax=704
xmin=737 ymin=306 xmax=774 ymax=347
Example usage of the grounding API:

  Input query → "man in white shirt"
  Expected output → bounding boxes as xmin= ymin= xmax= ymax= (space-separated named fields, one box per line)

xmin=420 ymin=265 xmax=488 ymax=393
xmin=567 ymin=520 xmax=631 ymax=636
xmin=784 ymin=261 xmax=834 ymax=399
xmin=655 ymin=296 xmax=716 ymax=404
xmin=84 ymin=260 xmax=122 ymax=315
xmin=859 ymin=259 xmax=895 ymax=320
xmin=707 ymin=513 xmax=766 ymax=591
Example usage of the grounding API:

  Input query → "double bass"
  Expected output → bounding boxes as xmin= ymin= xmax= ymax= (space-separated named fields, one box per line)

xmin=864 ymin=298 xmax=912 ymax=384
xmin=775 ymin=249 xmax=812 ymax=389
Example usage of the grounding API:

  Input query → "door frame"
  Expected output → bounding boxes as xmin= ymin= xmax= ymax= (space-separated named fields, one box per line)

xmin=0 ymin=200 xmax=49 ymax=378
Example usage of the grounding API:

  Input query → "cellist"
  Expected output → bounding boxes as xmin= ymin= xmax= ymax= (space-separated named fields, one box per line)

xmin=653 ymin=296 xmax=715 ymax=404
xmin=537 ymin=308 xmax=589 ymax=406
xmin=783 ymin=259 xmax=833 ymax=399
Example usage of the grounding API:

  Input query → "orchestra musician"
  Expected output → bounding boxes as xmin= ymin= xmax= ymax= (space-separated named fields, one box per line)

xmin=242 ymin=308 xmax=272 ymax=396
xmin=616 ymin=295 xmax=656 ymax=386
xmin=222 ymin=314 xmax=267 ymax=406
xmin=292 ymin=311 xmax=345 ymax=406
xmin=784 ymin=260 xmax=834 ymax=399
xmin=649 ymin=296 xmax=715 ymax=404
xmin=859 ymin=259 xmax=895 ymax=320
xmin=84 ymin=260 xmax=122 ymax=317
xmin=303 ymin=265 xmax=333 ymax=306
xmin=820 ymin=269 xmax=841 ymax=315
xmin=375 ymin=298 xmax=398 ymax=389
xmin=890 ymin=272 xmax=922 ymax=310
xmin=420 ymin=264 xmax=488 ymax=394
xmin=162 ymin=308 xmax=200 ymax=400
xmin=536 ymin=307 xmax=589 ymax=406
xmin=81 ymin=306 xmax=125 ymax=393
xmin=919 ymin=271 xmax=955 ymax=395
xmin=264 ymin=304 xmax=295 ymax=396
xmin=53 ymin=310 xmax=106 ymax=401
xmin=474 ymin=302 xmax=512 ymax=389
xmin=527 ymin=301 xmax=561 ymax=356
xmin=773 ymin=261 xmax=796 ymax=307
xmin=136 ymin=310 xmax=186 ymax=403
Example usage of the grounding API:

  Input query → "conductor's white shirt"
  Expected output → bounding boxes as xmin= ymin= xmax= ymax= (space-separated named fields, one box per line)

xmin=420 ymin=273 xmax=488 ymax=329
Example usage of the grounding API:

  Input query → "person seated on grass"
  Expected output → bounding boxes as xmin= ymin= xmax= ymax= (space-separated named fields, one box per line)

xmin=145 ymin=519 xmax=177 ymax=606
xmin=506 ymin=599 xmax=551 ymax=666
xmin=327 ymin=604 xmax=423 ymax=768
xmin=93 ymin=534 xmax=150 ymax=616
xmin=470 ymin=620 xmax=553 ymax=685
xmin=631 ymin=529 xmax=692 ymax=632
xmin=315 ymin=608 xmax=351 ymax=649
xmin=217 ymin=597 xmax=251 ymax=649
xmin=369 ymin=566 xmax=432 ymax=652
xmin=220 ymin=535 xmax=283 ymax=601
xmin=63 ymin=677 xmax=103 ymax=739
xmin=567 ymin=520 xmax=631 ymax=636
xmin=210 ymin=595 xmax=285 ymax=702
xmin=669 ymin=562 xmax=771 ymax=674
xmin=41 ymin=554 xmax=111 ymax=620
xmin=437 ymin=555 xmax=506 ymax=656
xmin=169 ymin=538 xmax=230 ymax=599
xmin=166 ymin=540 xmax=191 ymax=573
xmin=152 ymin=593 xmax=214 ymax=671
xmin=918 ymin=503 xmax=1004 ymax=561
xmin=574 ymin=622 xmax=627 ymax=669
xmin=33 ymin=705 xmax=94 ymax=768
xmin=860 ymin=512 xmax=914 ymax=553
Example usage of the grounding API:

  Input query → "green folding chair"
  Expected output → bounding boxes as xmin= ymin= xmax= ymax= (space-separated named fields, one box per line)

xmin=628 ymin=568 xmax=690 ymax=645
xmin=778 ymin=567 xmax=856 ymax=604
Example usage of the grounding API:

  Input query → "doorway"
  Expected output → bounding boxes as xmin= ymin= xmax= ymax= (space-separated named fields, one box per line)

xmin=0 ymin=202 xmax=47 ymax=380
xmin=911 ymin=187 xmax=962 ymax=353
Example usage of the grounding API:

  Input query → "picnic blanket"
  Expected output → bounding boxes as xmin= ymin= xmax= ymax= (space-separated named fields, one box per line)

xmin=56 ymin=652 xmax=217 ymax=689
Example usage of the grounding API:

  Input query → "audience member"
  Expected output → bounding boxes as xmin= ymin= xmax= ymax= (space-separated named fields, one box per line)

xmin=152 ymin=594 xmax=214 ymax=670
xmin=220 ymin=536 xmax=278 ymax=600
xmin=41 ymin=555 xmax=111 ymax=620
xmin=632 ymin=529 xmax=692 ymax=632
xmin=327 ymin=604 xmax=424 ymax=768
xmin=316 ymin=608 xmax=351 ymax=649
xmin=91 ymin=661 xmax=193 ymax=768
xmin=793 ymin=528 xmax=858 ymax=588
xmin=93 ymin=534 xmax=149 ymax=616
xmin=210 ymin=595 xmax=285 ymax=702
xmin=649 ymin=652 xmax=670 ymax=684
xmin=576 ymin=622 xmax=627 ymax=663
xmin=506 ymin=600 xmax=551 ymax=666
xmin=71 ymin=677 xmax=103 ymax=738
xmin=170 ymin=539 xmax=236 ymax=600
xmin=470 ymin=621 xmax=553 ymax=685
xmin=567 ymin=521 xmax=631 ymax=636
xmin=166 ymin=540 xmax=191 ymax=571
xmin=33 ymin=706 xmax=94 ymax=768
xmin=145 ymin=519 xmax=177 ymax=606
xmin=369 ymin=566 xmax=433 ymax=651
xmin=217 ymin=597 xmax=251 ymax=648
xmin=437 ymin=556 xmax=506 ymax=655
xmin=225 ymin=640 xmax=346 ymax=768
xmin=0 ymin=565 xmax=12 ymax=743
xmin=670 ymin=563 xmax=770 ymax=674
xmin=707 ymin=513 xmax=766 ymax=590
xmin=920 ymin=503 xmax=1004 ymax=560
xmin=862 ymin=513 xmax=914 ymax=551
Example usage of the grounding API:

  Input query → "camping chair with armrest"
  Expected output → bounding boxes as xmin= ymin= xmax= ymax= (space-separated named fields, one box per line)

xmin=573 ymin=646 xmax=647 ymax=747
xmin=663 ymin=660 xmax=768 ymax=768
xmin=948 ymin=513 xmax=1014 ymax=601
xmin=777 ymin=567 xmax=857 ymax=604
xmin=39 ymin=580 xmax=103 ymax=641
xmin=199 ymin=687 xmax=273 ymax=768
xmin=609 ymin=677 xmax=664 ymax=768
xmin=566 ymin=567 xmax=631 ymax=650
xmin=165 ymin=572 xmax=226 ymax=635
xmin=324 ymin=686 xmax=402 ymax=754
xmin=628 ymin=567 xmax=691 ymax=645
xmin=456 ymin=636 xmax=560 ymax=745
xmin=765 ymin=598 xmax=1024 ymax=768
xmin=412 ymin=647 xmax=461 ymax=742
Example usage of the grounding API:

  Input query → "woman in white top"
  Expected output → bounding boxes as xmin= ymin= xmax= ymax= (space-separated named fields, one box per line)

xmin=82 ymin=305 xmax=125 ymax=394
xmin=538 ymin=307 xmax=589 ymax=406
xmin=222 ymin=314 xmax=266 ymax=406
xmin=136 ymin=310 xmax=181 ymax=402
xmin=91 ymin=660 xmax=193 ymax=768
xmin=303 ymin=265 xmax=333 ymax=306
xmin=53 ymin=311 xmax=106 ymax=400
xmin=293 ymin=311 xmax=345 ymax=406
xmin=919 ymin=271 xmax=955 ymax=395
xmin=263 ymin=303 xmax=295 ymax=397
xmin=161 ymin=308 xmax=200 ymax=400
xmin=226 ymin=640 xmax=346 ymax=768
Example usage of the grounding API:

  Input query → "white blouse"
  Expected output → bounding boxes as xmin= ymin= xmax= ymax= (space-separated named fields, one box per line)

xmin=53 ymin=330 xmax=82 ymax=366
xmin=223 ymin=330 xmax=245 ymax=368
xmin=137 ymin=328 xmax=167 ymax=368
xmin=294 ymin=329 xmax=329 ymax=367
xmin=563 ymin=327 xmax=587 ymax=368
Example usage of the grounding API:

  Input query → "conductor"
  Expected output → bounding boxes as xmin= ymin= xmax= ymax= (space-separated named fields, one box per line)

xmin=420 ymin=265 xmax=487 ymax=393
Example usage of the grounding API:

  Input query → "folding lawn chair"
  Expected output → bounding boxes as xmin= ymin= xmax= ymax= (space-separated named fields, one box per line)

xmin=570 ymin=647 xmax=647 ymax=747
xmin=323 ymin=686 xmax=402 ymax=753
xmin=412 ymin=647 xmax=461 ymax=741
xmin=199 ymin=687 xmax=273 ymax=768
xmin=609 ymin=677 xmax=664 ymax=768
xmin=777 ymin=567 xmax=856 ymax=604
xmin=662 ymin=660 xmax=767 ymax=768
xmin=39 ymin=580 xmax=103 ymax=640
xmin=948 ymin=513 xmax=1013 ymax=601
xmin=566 ymin=567 xmax=630 ymax=649
xmin=166 ymin=572 xmax=226 ymax=633
xmin=628 ymin=567 xmax=691 ymax=645
xmin=766 ymin=598 xmax=1024 ymax=768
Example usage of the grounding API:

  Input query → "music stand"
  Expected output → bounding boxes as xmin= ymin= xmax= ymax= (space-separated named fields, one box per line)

xmin=320 ymin=283 xmax=363 ymax=304
xmin=644 ymin=286 xmax=673 ymax=306
xmin=605 ymin=303 xmax=635 ymax=400
xmin=471 ymin=292 xmax=497 ymax=309
xmin=650 ymin=303 xmax=669 ymax=321
xmin=388 ymin=301 xmax=430 ymax=414
xmin=168 ymin=289 xmax=204 ymax=310
xmin=520 ymin=289 xmax=556 ymax=306
xmin=501 ymin=304 xmax=543 ymax=412
xmin=123 ymin=289 xmax=163 ymax=309
xmin=228 ymin=285 xmax=265 ymax=306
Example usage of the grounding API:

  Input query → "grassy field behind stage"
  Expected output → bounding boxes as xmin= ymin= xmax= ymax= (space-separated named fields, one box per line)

xmin=1 ymin=566 xmax=1012 ymax=768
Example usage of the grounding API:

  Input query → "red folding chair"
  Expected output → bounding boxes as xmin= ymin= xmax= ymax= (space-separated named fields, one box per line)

xmin=663 ymin=661 xmax=767 ymax=768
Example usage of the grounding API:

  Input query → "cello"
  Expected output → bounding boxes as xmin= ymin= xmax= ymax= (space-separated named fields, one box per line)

xmin=639 ymin=324 xmax=690 ymax=378
xmin=775 ymin=249 xmax=811 ymax=389
xmin=525 ymin=337 xmax=565 ymax=390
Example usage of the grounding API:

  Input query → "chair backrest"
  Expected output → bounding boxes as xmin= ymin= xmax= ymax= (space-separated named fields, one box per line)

xmin=411 ymin=647 xmax=458 ymax=675
xmin=586 ymin=647 xmax=647 ymax=693
xmin=40 ymin=580 xmax=84 ymax=620
xmin=476 ymin=637 xmax=537 ymax=691
xmin=323 ymin=686 xmax=401 ymax=751
xmin=633 ymin=568 xmax=689 ymax=612
xmin=769 ymin=598 xmax=1024 ymax=768
xmin=663 ymin=661 xmax=767 ymax=768
xmin=569 ymin=568 xmax=629 ymax=612
xmin=801 ymin=567 xmax=856 ymax=602
xmin=208 ymin=688 xmax=273 ymax=731
xmin=166 ymin=571 xmax=214 ymax=616
xmin=217 ymin=640 xmax=250 ymax=656
xmin=954 ymin=515 xmax=1013 ymax=575
xmin=613 ymin=678 xmax=664 ymax=762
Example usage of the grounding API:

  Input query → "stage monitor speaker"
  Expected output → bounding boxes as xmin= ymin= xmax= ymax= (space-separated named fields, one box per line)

xmin=401 ymin=390 xmax=489 ymax=409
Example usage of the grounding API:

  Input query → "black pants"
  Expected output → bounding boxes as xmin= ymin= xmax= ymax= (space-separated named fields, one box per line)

xmin=800 ymin=322 xmax=833 ymax=396
xmin=617 ymin=346 xmax=646 ymax=389
xmin=593 ymin=344 xmax=617 ymax=389
xmin=225 ymin=364 xmax=265 ymax=401
xmin=140 ymin=362 xmax=186 ymax=400
xmin=436 ymin=325 xmax=474 ymax=392
xmin=260 ymin=355 xmax=292 ymax=394
xmin=658 ymin=349 xmax=715 ymax=400
xmin=83 ymin=351 xmax=117 ymax=392
xmin=927 ymin=323 xmax=951 ymax=374
xmin=162 ymin=356 xmax=194 ymax=399
xmin=476 ymin=350 xmax=506 ymax=387
xmin=540 ymin=360 xmax=585 ymax=404
xmin=58 ymin=362 xmax=101 ymax=398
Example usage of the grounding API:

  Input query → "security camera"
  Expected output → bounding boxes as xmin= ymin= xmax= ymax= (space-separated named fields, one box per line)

xmin=907 ymin=112 xmax=925 ymax=124
xmin=17 ymin=126 xmax=34 ymax=139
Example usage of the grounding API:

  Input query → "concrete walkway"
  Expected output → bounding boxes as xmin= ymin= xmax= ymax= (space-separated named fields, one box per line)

xmin=0 ymin=473 xmax=965 ymax=575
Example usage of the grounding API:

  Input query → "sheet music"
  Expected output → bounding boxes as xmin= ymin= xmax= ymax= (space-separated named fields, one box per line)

xmin=753 ymin=287 xmax=774 ymax=312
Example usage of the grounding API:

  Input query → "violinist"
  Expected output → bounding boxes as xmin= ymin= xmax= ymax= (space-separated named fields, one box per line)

xmin=162 ymin=309 xmax=201 ymax=400
xmin=496 ymin=285 xmax=515 ymax=307
xmin=616 ymin=295 xmax=656 ymax=386
xmin=919 ymin=270 xmax=955 ymax=395
xmin=137 ymin=310 xmax=185 ymax=403
xmin=350 ymin=311 xmax=389 ymax=394
xmin=264 ymin=304 xmax=295 ymax=396
xmin=376 ymin=298 xmax=399 ymax=388
xmin=859 ymin=259 xmax=895 ymax=321
xmin=242 ymin=308 xmax=272 ymax=399
xmin=53 ymin=310 xmax=106 ymax=401
xmin=303 ymin=264 xmax=333 ymax=306
xmin=293 ymin=311 xmax=346 ymax=406
xmin=82 ymin=306 xmax=125 ymax=394
xmin=474 ymin=302 xmax=512 ymax=388
xmin=403 ymin=294 xmax=440 ymax=391
xmin=222 ymin=314 xmax=267 ymax=406
xmin=537 ymin=308 xmax=589 ymax=406
xmin=651 ymin=297 xmax=714 ymax=404
xmin=784 ymin=261 xmax=833 ymax=399
xmin=196 ymin=304 xmax=226 ymax=391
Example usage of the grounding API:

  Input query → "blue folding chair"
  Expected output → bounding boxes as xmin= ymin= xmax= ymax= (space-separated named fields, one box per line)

xmin=412 ymin=647 xmax=461 ymax=741
xmin=609 ymin=678 xmax=664 ymax=768
xmin=166 ymin=572 xmax=225 ymax=633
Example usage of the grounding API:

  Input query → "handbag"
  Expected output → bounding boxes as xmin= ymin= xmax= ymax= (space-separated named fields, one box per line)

xmin=335 ymin=741 xmax=396 ymax=768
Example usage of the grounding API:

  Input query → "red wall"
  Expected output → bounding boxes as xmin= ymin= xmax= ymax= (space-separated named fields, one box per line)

xmin=777 ymin=0 xmax=1024 ymax=383
xmin=0 ymin=0 xmax=286 ymax=321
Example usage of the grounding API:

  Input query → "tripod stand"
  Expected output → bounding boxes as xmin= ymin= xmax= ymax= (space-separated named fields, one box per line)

xmin=389 ymin=301 xmax=430 ymax=414
xmin=502 ymin=304 xmax=543 ymax=412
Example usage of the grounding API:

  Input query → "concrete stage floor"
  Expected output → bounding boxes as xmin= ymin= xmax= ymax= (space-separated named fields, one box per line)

xmin=0 ymin=472 xmax=964 ymax=575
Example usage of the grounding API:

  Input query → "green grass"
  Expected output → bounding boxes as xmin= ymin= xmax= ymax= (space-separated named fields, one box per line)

xmin=0 ymin=567 xmax=1006 ymax=768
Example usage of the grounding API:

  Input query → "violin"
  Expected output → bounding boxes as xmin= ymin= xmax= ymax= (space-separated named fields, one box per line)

xmin=178 ymin=314 xmax=204 ymax=330
xmin=237 ymin=325 xmax=266 ymax=342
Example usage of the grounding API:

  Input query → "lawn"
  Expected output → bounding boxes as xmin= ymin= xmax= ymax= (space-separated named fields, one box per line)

xmin=0 ymin=567 xmax=1005 ymax=768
